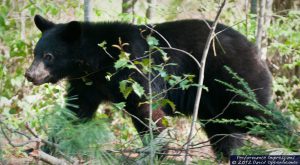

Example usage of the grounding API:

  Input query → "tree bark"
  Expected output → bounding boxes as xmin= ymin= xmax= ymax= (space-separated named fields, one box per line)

xmin=20 ymin=10 xmax=26 ymax=40
xmin=146 ymin=0 xmax=156 ymax=20
xmin=256 ymin=0 xmax=265 ymax=58
xmin=2 ymin=0 xmax=6 ymax=6
xmin=256 ymin=0 xmax=273 ymax=60
xmin=273 ymin=0 xmax=296 ymax=14
xmin=122 ymin=0 xmax=137 ymax=23
xmin=30 ymin=150 xmax=67 ymax=165
xmin=250 ymin=0 xmax=257 ymax=14
xmin=84 ymin=0 xmax=92 ymax=22
xmin=245 ymin=0 xmax=249 ymax=36
xmin=261 ymin=0 xmax=273 ymax=60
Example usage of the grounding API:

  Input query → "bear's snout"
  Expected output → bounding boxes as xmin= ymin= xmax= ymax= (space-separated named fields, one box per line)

xmin=25 ymin=69 xmax=35 ymax=83
xmin=25 ymin=61 xmax=51 ymax=85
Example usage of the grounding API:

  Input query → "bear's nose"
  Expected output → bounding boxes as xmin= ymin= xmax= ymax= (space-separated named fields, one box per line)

xmin=25 ymin=70 xmax=34 ymax=82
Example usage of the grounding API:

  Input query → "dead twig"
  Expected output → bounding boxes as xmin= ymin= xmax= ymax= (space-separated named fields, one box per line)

xmin=0 ymin=120 xmax=75 ymax=164
xmin=30 ymin=149 xmax=68 ymax=165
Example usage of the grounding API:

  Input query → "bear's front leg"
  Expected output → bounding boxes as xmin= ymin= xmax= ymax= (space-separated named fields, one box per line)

xmin=66 ymin=80 xmax=103 ymax=120
xmin=129 ymin=103 xmax=169 ymax=159
xmin=40 ymin=80 xmax=103 ymax=154
xmin=130 ymin=104 xmax=167 ymax=135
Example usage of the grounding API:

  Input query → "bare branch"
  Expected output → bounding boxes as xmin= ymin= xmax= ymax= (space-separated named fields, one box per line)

xmin=128 ymin=60 xmax=149 ymax=80
xmin=160 ymin=47 xmax=201 ymax=69
xmin=184 ymin=1 xmax=227 ymax=164
xmin=143 ymin=25 xmax=202 ymax=69
xmin=0 ymin=120 xmax=31 ymax=139
xmin=1 ymin=120 xmax=75 ymax=164
xmin=148 ymin=35 xmax=155 ymax=165
xmin=152 ymin=76 xmax=189 ymax=99
xmin=122 ymin=109 xmax=149 ymax=129
xmin=203 ymin=94 xmax=238 ymax=125
xmin=144 ymin=25 xmax=172 ymax=48
xmin=30 ymin=150 xmax=68 ymax=165
xmin=1 ymin=126 xmax=40 ymax=147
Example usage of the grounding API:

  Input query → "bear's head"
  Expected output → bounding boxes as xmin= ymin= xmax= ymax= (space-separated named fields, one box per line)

xmin=25 ymin=15 xmax=82 ymax=85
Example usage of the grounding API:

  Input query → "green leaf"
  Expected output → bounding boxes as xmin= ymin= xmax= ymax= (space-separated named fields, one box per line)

xmin=151 ymin=102 xmax=160 ymax=110
xmin=168 ymin=75 xmax=182 ymax=86
xmin=119 ymin=80 xmax=133 ymax=99
xmin=119 ymin=51 xmax=130 ymax=59
xmin=141 ymin=59 xmax=151 ymax=66
xmin=160 ymin=70 xmax=167 ymax=78
xmin=141 ymin=59 xmax=151 ymax=72
xmin=191 ymin=84 xmax=208 ymax=91
xmin=161 ymin=116 xmax=170 ymax=127
xmin=161 ymin=99 xmax=176 ymax=111
xmin=112 ymin=102 xmax=126 ymax=111
xmin=132 ymin=82 xmax=145 ymax=98
xmin=179 ymin=79 xmax=190 ymax=90
xmin=81 ymin=77 xmax=93 ymax=86
xmin=105 ymin=72 xmax=112 ymax=81
xmin=147 ymin=36 xmax=159 ymax=46
xmin=85 ymin=81 xmax=93 ymax=86
xmin=114 ymin=58 xmax=128 ymax=69
xmin=0 ymin=15 xmax=5 ymax=27
xmin=98 ymin=41 xmax=107 ymax=49
xmin=159 ymin=49 xmax=169 ymax=62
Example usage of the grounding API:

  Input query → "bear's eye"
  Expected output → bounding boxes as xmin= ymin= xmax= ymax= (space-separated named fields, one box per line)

xmin=43 ymin=53 xmax=54 ymax=62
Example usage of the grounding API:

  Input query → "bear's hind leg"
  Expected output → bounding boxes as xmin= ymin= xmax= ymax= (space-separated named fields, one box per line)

xmin=129 ymin=104 xmax=168 ymax=159
xmin=202 ymin=122 xmax=244 ymax=159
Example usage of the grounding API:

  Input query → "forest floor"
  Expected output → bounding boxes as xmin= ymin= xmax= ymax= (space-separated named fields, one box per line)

xmin=1 ymin=117 xmax=267 ymax=165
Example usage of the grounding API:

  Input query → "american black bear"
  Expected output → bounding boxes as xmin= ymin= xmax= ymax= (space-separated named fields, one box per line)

xmin=25 ymin=15 xmax=272 ymax=158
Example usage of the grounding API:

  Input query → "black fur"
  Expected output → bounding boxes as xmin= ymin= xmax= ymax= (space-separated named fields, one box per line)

xmin=27 ymin=15 xmax=273 ymax=158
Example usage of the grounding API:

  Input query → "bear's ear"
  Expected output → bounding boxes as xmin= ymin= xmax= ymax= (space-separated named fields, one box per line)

xmin=61 ymin=21 xmax=81 ymax=42
xmin=34 ymin=15 xmax=55 ymax=32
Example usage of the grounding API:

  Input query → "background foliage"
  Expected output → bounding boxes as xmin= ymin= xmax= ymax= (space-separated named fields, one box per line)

xmin=0 ymin=0 xmax=299 ymax=164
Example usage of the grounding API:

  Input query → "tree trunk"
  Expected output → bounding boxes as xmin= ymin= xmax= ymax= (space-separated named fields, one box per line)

xmin=122 ymin=0 xmax=137 ymax=23
xmin=261 ymin=0 xmax=273 ymax=60
xmin=250 ymin=0 xmax=257 ymax=14
xmin=256 ymin=0 xmax=265 ymax=59
xmin=146 ymin=0 xmax=156 ymax=20
xmin=273 ymin=0 xmax=295 ymax=14
xmin=245 ymin=0 xmax=249 ymax=36
xmin=84 ymin=0 xmax=92 ymax=22
xmin=2 ymin=0 xmax=6 ymax=6
xmin=20 ymin=9 xmax=26 ymax=40
xmin=256 ymin=0 xmax=273 ymax=60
